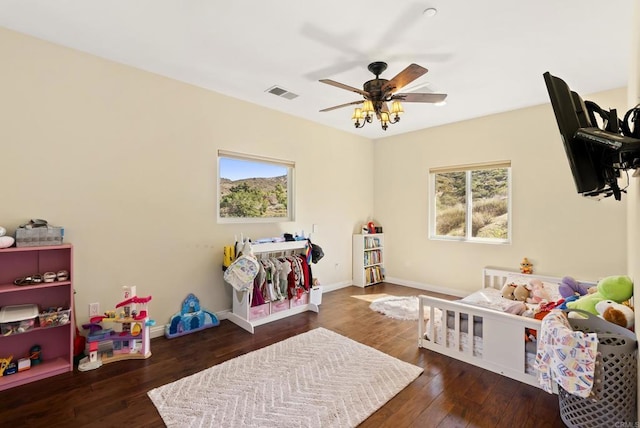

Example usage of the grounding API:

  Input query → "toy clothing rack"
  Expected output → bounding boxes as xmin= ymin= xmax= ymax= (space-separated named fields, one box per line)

xmin=225 ymin=240 xmax=322 ymax=334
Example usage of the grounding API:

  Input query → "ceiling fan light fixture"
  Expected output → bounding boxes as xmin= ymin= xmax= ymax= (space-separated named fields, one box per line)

xmin=319 ymin=61 xmax=447 ymax=132
xmin=352 ymin=107 xmax=371 ymax=128
xmin=380 ymin=111 xmax=391 ymax=130
xmin=362 ymin=100 xmax=375 ymax=116
xmin=390 ymin=101 xmax=404 ymax=115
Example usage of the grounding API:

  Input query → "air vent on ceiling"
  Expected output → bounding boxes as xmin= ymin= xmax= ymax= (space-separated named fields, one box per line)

xmin=266 ymin=85 xmax=298 ymax=100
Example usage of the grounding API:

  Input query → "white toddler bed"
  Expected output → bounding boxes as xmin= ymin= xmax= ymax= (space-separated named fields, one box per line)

xmin=418 ymin=268 xmax=596 ymax=389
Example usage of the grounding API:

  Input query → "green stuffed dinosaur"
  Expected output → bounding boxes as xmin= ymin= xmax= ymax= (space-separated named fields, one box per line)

xmin=566 ymin=275 xmax=633 ymax=315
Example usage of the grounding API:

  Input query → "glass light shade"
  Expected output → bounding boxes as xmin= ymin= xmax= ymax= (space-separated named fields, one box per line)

xmin=380 ymin=111 xmax=390 ymax=124
xmin=390 ymin=101 xmax=404 ymax=115
xmin=352 ymin=108 xmax=363 ymax=121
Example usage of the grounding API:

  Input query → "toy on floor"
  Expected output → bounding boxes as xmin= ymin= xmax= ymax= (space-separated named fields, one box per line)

xmin=165 ymin=293 xmax=220 ymax=339
xmin=80 ymin=286 xmax=154 ymax=370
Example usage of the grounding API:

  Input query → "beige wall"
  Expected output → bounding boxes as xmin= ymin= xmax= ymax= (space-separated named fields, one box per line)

xmin=1 ymin=26 xmax=633 ymax=333
xmin=374 ymin=89 xmax=629 ymax=295
xmin=0 ymin=28 xmax=373 ymax=329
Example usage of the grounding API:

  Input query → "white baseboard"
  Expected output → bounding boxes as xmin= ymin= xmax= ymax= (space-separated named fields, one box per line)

xmin=384 ymin=276 xmax=467 ymax=298
xmin=319 ymin=280 xmax=353 ymax=293
xmin=150 ymin=324 xmax=165 ymax=339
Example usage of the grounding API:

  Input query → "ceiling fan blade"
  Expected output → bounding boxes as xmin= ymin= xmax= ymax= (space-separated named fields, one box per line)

xmin=394 ymin=92 xmax=447 ymax=103
xmin=319 ymin=100 xmax=363 ymax=112
xmin=319 ymin=79 xmax=369 ymax=97
xmin=381 ymin=64 xmax=428 ymax=93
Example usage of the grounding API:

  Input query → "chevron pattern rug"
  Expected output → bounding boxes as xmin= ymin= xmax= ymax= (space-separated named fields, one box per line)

xmin=147 ymin=327 xmax=422 ymax=427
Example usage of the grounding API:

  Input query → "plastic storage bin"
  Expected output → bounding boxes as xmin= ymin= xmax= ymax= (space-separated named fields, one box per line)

xmin=0 ymin=304 xmax=38 ymax=335
xmin=38 ymin=308 xmax=71 ymax=328
xmin=558 ymin=310 xmax=637 ymax=428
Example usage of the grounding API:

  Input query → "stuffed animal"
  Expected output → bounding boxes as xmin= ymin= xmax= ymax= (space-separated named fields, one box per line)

xmin=526 ymin=279 xmax=551 ymax=304
xmin=513 ymin=284 xmax=530 ymax=301
xmin=558 ymin=276 xmax=592 ymax=298
xmin=566 ymin=275 xmax=634 ymax=315
xmin=557 ymin=295 xmax=579 ymax=310
xmin=595 ymin=300 xmax=634 ymax=329
xmin=501 ymin=282 xmax=529 ymax=301
xmin=501 ymin=283 xmax=516 ymax=300
xmin=520 ymin=258 xmax=533 ymax=274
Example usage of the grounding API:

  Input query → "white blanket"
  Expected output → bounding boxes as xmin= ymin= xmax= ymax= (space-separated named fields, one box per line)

xmin=459 ymin=288 xmax=528 ymax=314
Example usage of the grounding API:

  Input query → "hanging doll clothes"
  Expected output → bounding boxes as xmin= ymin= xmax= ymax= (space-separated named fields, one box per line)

xmin=535 ymin=309 xmax=598 ymax=398
xmin=251 ymin=254 xmax=312 ymax=307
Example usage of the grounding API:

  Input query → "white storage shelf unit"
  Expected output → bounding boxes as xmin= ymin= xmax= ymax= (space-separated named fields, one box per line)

xmin=226 ymin=240 xmax=322 ymax=334
xmin=352 ymin=233 xmax=384 ymax=287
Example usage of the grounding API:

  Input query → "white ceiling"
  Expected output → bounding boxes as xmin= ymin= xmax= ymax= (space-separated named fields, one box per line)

xmin=0 ymin=0 xmax=634 ymax=139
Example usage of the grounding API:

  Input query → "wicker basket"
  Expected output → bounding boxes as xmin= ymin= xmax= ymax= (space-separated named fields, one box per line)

xmin=558 ymin=310 xmax=637 ymax=428
xmin=15 ymin=225 xmax=64 ymax=247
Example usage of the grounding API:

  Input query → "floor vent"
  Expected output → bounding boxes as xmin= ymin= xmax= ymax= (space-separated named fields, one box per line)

xmin=266 ymin=86 xmax=299 ymax=100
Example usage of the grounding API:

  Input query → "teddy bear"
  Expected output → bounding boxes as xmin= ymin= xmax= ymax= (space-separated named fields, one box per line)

xmin=501 ymin=282 xmax=529 ymax=301
xmin=566 ymin=275 xmax=634 ymax=315
xmin=595 ymin=300 xmax=634 ymax=329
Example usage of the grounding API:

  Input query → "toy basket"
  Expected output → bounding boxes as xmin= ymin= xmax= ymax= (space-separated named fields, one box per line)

xmin=558 ymin=310 xmax=637 ymax=428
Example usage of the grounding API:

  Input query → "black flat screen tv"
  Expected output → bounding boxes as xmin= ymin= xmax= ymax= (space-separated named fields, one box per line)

xmin=543 ymin=72 xmax=622 ymax=199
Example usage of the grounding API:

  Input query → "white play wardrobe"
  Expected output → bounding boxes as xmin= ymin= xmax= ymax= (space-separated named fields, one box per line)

xmin=226 ymin=240 xmax=322 ymax=334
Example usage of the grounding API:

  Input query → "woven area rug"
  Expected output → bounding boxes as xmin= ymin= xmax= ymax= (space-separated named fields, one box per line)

xmin=147 ymin=327 xmax=422 ymax=427
xmin=369 ymin=296 xmax=421 ymax=320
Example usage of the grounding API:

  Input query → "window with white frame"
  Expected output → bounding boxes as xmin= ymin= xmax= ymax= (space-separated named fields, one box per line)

xmin=217 ymin=150 xmax=295 ymax=223
xmin=430 ymin=161 xmax=511 ymax=243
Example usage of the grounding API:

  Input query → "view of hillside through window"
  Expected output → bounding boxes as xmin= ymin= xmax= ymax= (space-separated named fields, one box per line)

xmin=433 ymin=167 xmax=509 ymax=241
xmin=218 ymin=154 xmax=292 ymax=221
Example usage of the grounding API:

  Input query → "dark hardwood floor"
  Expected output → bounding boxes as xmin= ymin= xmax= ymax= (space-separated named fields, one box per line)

xmin=0 ymin=283 xmax=566 ymax=427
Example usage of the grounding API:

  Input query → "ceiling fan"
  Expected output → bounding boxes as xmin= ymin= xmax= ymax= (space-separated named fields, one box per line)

xmin=319 ymin=61 xmax=447 ymax=130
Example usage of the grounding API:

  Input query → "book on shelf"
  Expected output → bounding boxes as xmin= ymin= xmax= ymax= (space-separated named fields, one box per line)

xmin=364 ymin=236 xmax=381 ymax=249
xmin=365 ymin=265 xmax=384 ymax=284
